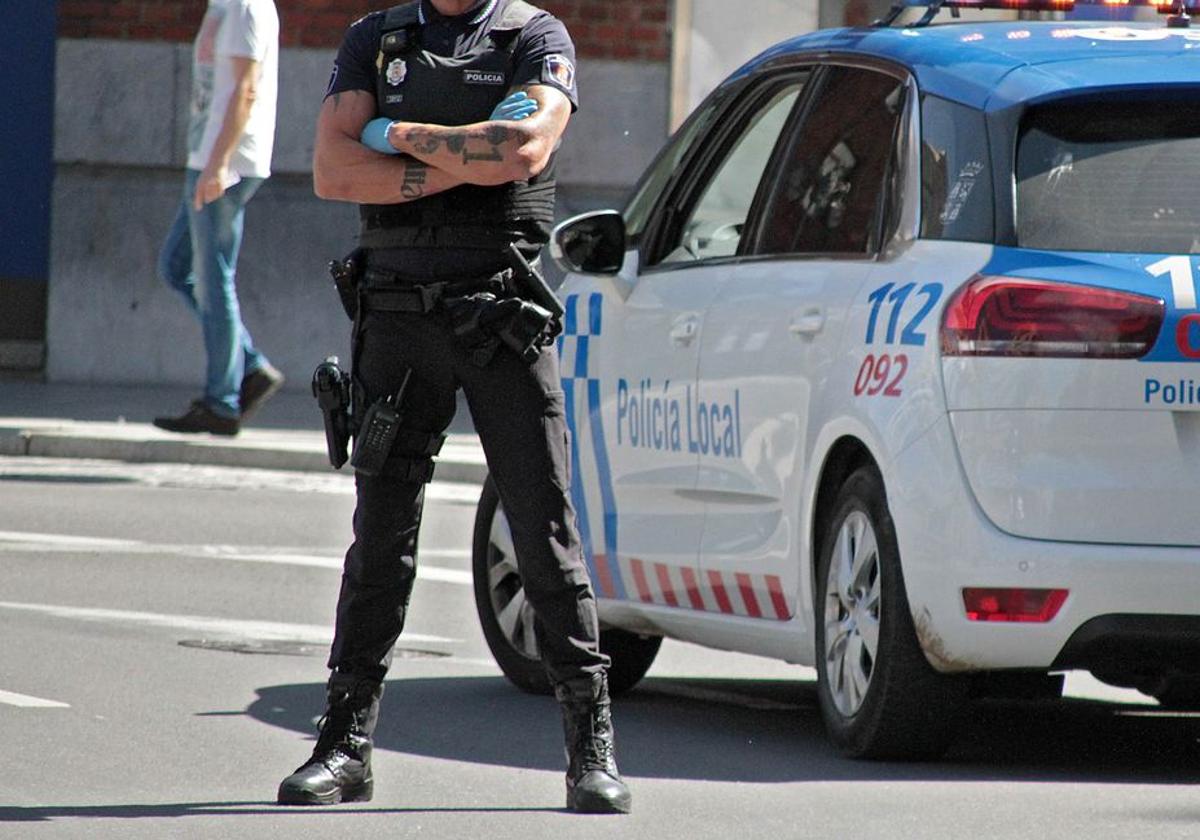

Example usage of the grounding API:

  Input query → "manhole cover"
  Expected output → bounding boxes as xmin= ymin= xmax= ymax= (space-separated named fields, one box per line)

xmin=178 ymin=639 xmax=450 ymax=658
xmin=179 ymin=639 xmax=323 ymax=657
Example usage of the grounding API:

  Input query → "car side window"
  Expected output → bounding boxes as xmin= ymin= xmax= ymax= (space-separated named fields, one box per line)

xmin=753 ymin=66 xmax=905 ymax=256
xmin=623 ymin=99 xmax=722 ymax=247
xmin=651 ymin=80 xmax=807 ymax=267
xmin=920 ymin=94 xmax=993 ymax=243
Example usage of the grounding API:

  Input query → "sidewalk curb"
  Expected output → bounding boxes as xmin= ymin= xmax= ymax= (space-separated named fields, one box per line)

xmin=0 ymin=423 xmax=489 ymax=485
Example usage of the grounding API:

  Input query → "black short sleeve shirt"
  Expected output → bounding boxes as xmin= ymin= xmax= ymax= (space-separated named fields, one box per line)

xmin=325 ymin=0 xmax=579 ymax=111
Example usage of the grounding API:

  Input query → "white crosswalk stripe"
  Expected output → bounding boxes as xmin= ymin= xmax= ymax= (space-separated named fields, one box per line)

xmin=0 ymin=531 xmax=473 ymax=585
xmin=0 ymin=689 xmax=71 ymax=708
xmin=0 ymin=600 xmax=458 ymax=645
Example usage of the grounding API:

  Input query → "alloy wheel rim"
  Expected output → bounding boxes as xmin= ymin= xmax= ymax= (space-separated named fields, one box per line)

xmin=823 ymin=509 xmax=882 ymax=718
xmin=487 ymin=507 xmax=540 ymax=660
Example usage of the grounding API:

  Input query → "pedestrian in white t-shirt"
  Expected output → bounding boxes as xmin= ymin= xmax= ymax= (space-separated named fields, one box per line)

xmin=155 ymin=0 xmax=284 ymax=436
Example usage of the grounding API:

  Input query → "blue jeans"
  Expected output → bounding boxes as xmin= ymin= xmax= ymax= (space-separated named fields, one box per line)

xmin=158 ymin=169 xmax=269 ymax=418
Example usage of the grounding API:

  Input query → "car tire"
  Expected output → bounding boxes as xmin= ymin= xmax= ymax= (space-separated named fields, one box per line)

xmin=472 ymin=478 xmax=662 ymax=697
xmin=814 ymin=466 xmax=968 ymax=760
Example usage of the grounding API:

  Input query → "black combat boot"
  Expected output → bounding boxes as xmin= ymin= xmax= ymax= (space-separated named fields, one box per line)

xmin=277 ymin=673 xmax=383 ymax=805
xmin=555 ymin=672 xmax=632 ymax=814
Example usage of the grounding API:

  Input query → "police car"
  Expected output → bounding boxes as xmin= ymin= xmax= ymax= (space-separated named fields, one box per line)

xmin=472 ymin=0 xmax=1200 ymax=759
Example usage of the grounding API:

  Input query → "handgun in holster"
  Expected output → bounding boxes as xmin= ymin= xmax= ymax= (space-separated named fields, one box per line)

xmin=328 ymin=248 xmax=364 ymax=321
xmin=312 ymin=356 xmax=353 ymax=469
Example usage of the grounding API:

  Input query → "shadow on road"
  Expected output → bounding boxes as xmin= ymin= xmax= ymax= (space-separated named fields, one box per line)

xmin=0 ymin=802 xmax=560 ymax=823
xmin=245 ymin=674 xmax=1200 ymax=786
xmin=2 ymin=676 xmax=1197 ymax=825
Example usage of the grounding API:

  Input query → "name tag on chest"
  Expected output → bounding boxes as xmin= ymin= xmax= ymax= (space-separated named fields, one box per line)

xmin=463 ymin=69 xmax=506 ymax=86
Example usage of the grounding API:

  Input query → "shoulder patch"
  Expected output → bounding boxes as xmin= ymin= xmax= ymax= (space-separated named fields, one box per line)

xmin=542 ymin=53 xmax=575 ymax=90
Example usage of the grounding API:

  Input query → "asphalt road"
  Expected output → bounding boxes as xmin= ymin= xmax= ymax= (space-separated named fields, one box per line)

xmin=0 ymin=456 xmax=1198 ymax=840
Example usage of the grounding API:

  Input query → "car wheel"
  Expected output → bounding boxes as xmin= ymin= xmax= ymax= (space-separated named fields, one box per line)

xmin=472 ymin=478 xmax=662 ymax=696
xmin=814 ymin=466 xmax=968 ymax=759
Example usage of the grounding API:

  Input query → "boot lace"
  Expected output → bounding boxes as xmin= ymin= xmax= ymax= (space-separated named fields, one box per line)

xmin=569 ymin=703 xmax=616 ymax=772
xmin=310 ymin=698 xmax=363 ymax=764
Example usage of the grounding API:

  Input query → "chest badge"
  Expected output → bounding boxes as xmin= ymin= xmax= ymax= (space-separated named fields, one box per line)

xmin=386 ymin=58 xmax=407 ymax=87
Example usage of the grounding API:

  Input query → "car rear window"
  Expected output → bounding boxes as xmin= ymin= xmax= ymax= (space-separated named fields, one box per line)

xmin=1017 ymin=97 xmax=1200 ymax=253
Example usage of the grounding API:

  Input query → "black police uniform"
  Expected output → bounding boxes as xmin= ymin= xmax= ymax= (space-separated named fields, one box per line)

xmin=277 ymin=0 xmax=631 ymax=814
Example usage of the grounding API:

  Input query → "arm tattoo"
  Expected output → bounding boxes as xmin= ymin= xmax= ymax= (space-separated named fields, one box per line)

xmin=485 ymin=124 xmax=510 ymax=146
xmin=407 ymin=128 xmax=442 ymax=155
xmin=462 ymin=125 xmax=509 ymax=165
xmin=401 ymin=159 xmax=428 ymax=200
xmin=406 ymin=125 xmax=513 ymax=165
xmin=330 ymin=92 xmax=343 ymax=111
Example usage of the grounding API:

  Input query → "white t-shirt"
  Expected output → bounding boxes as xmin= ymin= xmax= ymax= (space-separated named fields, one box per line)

xmin=187 ymin=0 xmax=279 ymax=179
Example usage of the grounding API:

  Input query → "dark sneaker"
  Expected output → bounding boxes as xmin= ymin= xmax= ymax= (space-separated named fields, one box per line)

xmin=240 ymin=363 xmax=285 ymax=421
xmin=153 ymin=400 xmax=240 ymax=436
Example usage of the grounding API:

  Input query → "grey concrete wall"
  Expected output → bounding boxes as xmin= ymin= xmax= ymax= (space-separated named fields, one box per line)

xmin=47 ymin=38 xmax=668 ymax=389
xmin=683 ymin=0 xmax=819 ymax=115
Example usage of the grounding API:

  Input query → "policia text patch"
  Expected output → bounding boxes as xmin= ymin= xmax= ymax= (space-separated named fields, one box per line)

xmin=463 ymin=69 xmax=506 ymax=85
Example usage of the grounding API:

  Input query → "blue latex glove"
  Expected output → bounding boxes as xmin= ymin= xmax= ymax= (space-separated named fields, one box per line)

xmin=361 ymin=118 xmax=399 ymax=155
xmin=489 ymin=91 xmax=538 ymax=121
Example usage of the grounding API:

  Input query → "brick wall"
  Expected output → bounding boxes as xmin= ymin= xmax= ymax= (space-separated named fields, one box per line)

xmin=57 ymin=0 xmax=671 ymax=60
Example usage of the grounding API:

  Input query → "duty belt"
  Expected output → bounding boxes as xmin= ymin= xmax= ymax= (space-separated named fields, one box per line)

xmin=361 ymin=269 xmax=510 ymax=314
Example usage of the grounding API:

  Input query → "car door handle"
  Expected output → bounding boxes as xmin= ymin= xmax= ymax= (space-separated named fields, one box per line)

xmin=789 ymin=307 xmax=825 ymax=336
xmin=669 ymin=315 xmax=700 ymax=346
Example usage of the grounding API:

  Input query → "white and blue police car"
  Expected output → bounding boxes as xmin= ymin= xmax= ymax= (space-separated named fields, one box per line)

xmin=472 ymin=0 xmax=1200 ymax=759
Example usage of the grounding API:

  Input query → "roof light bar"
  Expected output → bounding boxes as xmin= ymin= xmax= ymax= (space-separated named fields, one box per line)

xmin=883 ymin=0 xmax=1200 ymax=19
xmin=930 ymin=0 xmax=1073 ymax=8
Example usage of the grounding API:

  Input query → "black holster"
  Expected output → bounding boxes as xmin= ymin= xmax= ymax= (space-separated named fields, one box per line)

xmin=445 ymin=292 xmax=554 ymax=366
xmin=329 ymin=249 xmax=365 ymax=321
xmin=312 ymin=356 xmax=354 ymax=469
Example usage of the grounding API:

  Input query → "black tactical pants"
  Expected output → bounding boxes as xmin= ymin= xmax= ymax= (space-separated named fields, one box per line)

xmin=328 ymin=303 xmax=609 ymax=686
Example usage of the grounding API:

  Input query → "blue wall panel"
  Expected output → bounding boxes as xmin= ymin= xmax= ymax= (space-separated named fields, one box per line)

xmin=1 ymin=1 xmax=56 ymax=283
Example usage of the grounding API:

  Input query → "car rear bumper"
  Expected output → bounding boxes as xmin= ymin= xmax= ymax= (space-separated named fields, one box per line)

xmin=887 ymin=413 xmax=1200 ymax=673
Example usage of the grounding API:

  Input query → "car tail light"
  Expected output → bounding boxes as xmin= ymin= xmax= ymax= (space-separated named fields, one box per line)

xmin=962 ymin=587 xmax=1069 ymax=622
xmin=941 ymin=276 xmax=1164 ymax=358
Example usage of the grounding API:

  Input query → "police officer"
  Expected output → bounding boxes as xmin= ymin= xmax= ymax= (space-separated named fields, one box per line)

xmin=276 ymin=0 xmax=632 ymax=815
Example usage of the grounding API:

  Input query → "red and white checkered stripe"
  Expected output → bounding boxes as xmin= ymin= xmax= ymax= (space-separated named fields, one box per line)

xmin=594 ymin=554 xmax=793 ymax=621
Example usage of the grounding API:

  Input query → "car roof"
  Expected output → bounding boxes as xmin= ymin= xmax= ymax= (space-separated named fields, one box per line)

xmin=736 ymin=21 xmax=1200 ymax=110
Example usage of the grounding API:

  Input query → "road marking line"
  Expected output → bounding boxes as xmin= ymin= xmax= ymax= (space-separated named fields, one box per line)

xmin=224 ymin=552 xmax=472 ymax=584
xmin=412 ymin=565 xmax=473 ymax=585
xmin=0 ymin=532 xmax=473 ymax=585
xmin=0 ymin=529 xmax=140 ymax=548
xmin=0 ymin=689 xmax=71 ymax=709
xmin=0 ymin=601 xmax=458 ymax=645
